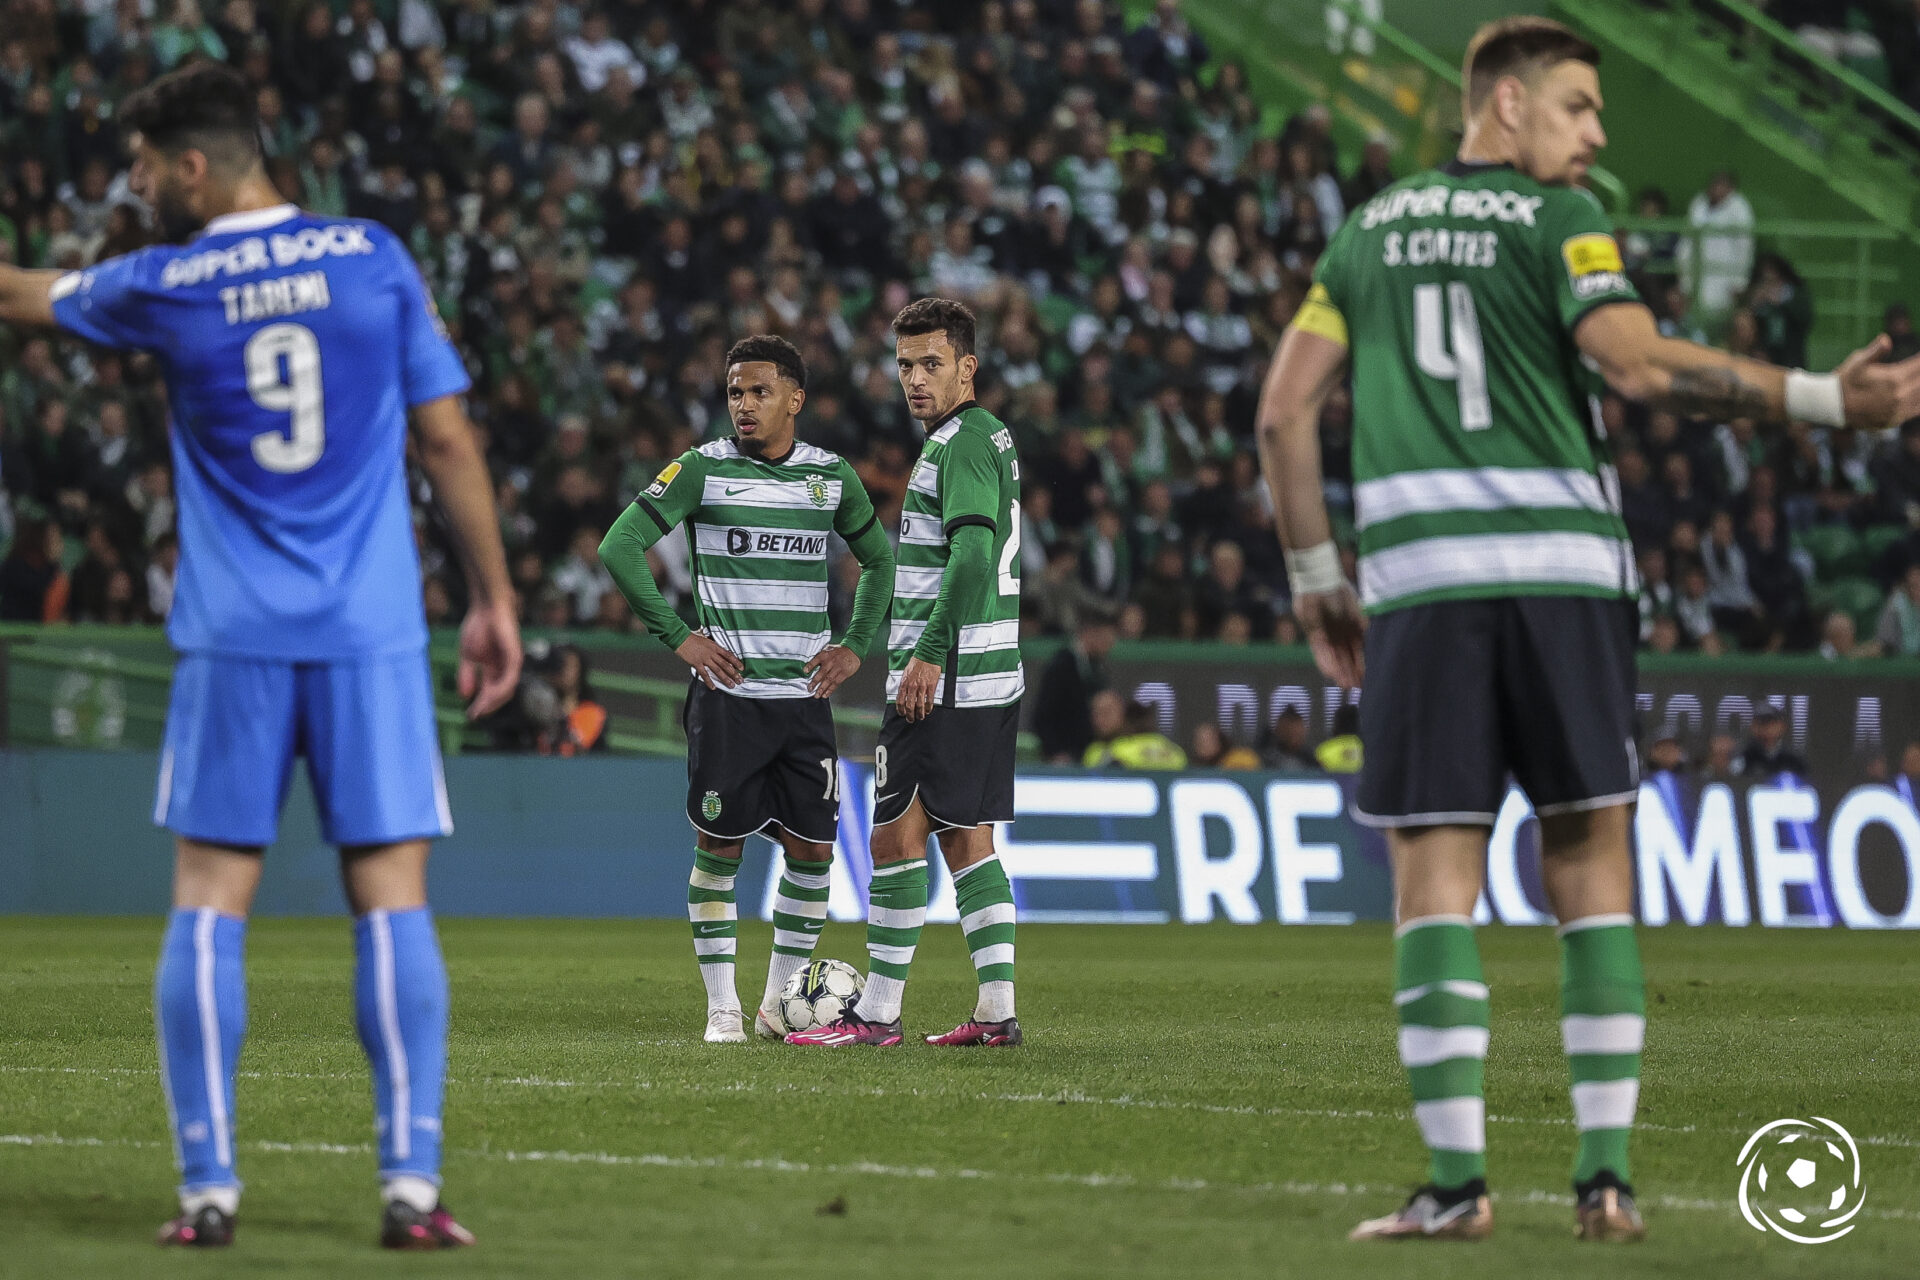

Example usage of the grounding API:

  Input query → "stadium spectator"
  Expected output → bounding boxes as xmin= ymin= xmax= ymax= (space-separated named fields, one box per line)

xmin=534 ymin=645 xmax=609 ymax=756
xmin=0 ymin=517 xmax=67 ymax=622
xmin=1703 ymin=733 xmax=1740 ymax=782
xmin=1189 ymin=720 xmax=1259 ymax=769
xmin=1646 ymin=731 xmax=1687 ymax=780
xmin=1032 ymin=609 xmax=1118 ymax=764
xmin=1259 ymin=706 xmax=1318 ymax=773
xmin=1876 ymin=563 xmax=1920 ymax=657
xmin=1313 ymin=703 xmax=1362 ymax=774
xmin=1736 ymin=705 xmax=1811 ymax=779
xmin=1677 ymin=168 xmax=1755 ymax=325
xmin=1818 ymin=609 xmax=1874 ymax=661
xmin=1083 ymin=698 xmax=1187 ymax=769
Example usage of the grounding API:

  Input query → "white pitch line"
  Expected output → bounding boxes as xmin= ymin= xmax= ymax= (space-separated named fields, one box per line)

xmin=5 ymin=1063 xmax=1916 ymax=1151
xmin=3 ymin=1132 xmax=1917 ymax=1225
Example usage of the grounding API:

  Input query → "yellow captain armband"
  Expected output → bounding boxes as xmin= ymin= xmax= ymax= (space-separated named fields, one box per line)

xmin=1293 ymin=283 xmax=1349 ymax=347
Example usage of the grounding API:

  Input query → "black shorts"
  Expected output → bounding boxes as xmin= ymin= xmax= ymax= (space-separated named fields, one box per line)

xmin=684 ymin=683 xmax=840 ymax=843
xmin=1354 ymin=596 xmax=1640 ymax=828
xmin=873 ymin=701 xmax=1020 ymax=831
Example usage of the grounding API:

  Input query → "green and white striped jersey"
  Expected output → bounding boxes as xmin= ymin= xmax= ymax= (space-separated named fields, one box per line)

xmin=889 ymin=403 xmax=1024 ymax=708
xmin=636 ymin=438 xmax=879 ymax=698
xmin=1305 ymin=161 xmax=1641 ymax=614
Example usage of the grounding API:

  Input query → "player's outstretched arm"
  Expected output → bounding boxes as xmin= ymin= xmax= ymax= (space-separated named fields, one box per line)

xmin=597 ymin=503 xmax=742 ymax=689
xmin=412 ymin=394 xmax=523 ymax=717
xmin=1255 ymin=322 xmax=1366 ymax=689
xmin=0 ymin=264 xmax=60 ymax=328
xmin=1576 ymin=303 xmax=1920 ymax=430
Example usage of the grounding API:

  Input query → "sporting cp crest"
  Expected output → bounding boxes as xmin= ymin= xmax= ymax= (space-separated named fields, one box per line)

xmin=701 ymin=791 xmax=723 ymax=821
xmin=806 ymin=477 xmax=830 ymax=508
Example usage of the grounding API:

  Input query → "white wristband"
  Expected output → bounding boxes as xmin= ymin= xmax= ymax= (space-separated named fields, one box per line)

xmin=1284 ymin=541 xmax=1345 ymax=598
xmin=1784 ymin=370 xmax=1846 ymax=427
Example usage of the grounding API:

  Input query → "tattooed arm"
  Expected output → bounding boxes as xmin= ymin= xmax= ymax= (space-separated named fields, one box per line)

xmin=1575 ymin=302 xmax=1920 ymax=429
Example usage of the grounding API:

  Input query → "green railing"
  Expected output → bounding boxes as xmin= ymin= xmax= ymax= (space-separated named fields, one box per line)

xmin=1555 ymin=0 xmax=1920 ymax=233
xmin=1611 ymin=215 xmax=1903 ymax=366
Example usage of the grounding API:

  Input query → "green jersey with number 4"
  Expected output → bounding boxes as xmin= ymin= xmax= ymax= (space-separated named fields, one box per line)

xmin=889 ymin=402 xmax=1025 ymax=708
xmin=1300 ymin=161 xmax=1641 ymax=615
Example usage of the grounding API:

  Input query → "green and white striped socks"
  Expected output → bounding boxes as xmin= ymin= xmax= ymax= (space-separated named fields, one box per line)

xmin=1394 ymin=914 xmax=1490 ymax=1191
xmin=688 ymin=850 xmax=740 ymax=1013
xmin=859 ymin=858 xmax=928 ymax=1023
xmin=761 ymin=855 xmax=832 ymax=1012
xmin=1560 ymin=913 xmax=1645 ymax=1187
xmin=954 ymin=855 xmax=1016 ymax=1022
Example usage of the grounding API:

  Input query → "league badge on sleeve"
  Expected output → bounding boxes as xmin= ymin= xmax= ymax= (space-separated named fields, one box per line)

xmin=647 ymin=461 xmax=683 ymax=499
xmin=1562 ymin=232 xmax=1629 ymax=299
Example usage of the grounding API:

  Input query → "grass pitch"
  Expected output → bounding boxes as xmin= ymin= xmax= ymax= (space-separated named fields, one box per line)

xmin=1 ymin=918 xmax=1915 ymax=1278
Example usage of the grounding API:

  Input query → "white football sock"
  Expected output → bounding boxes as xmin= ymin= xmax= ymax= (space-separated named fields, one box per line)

xmin=383 ymin=1174 xmax=439 ymax=1213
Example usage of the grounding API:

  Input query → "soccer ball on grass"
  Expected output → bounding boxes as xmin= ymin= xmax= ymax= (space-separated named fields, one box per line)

xmin=779 ymin=959 xmax=865 ymax=1033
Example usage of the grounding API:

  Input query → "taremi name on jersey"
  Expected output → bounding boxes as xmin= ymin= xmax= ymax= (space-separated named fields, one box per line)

xmin=876 ymin=400 xmax=1024 ymax=831
xmin=1297 ymin=162 xmax=1642 ymax=828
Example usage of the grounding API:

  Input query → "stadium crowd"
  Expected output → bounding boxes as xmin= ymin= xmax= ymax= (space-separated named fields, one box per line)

xmin=5 ymin=0 xmax=1920 ymax=663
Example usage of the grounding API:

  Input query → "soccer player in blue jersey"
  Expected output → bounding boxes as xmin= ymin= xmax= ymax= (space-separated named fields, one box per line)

xmin=0 ymin=63 xmax=521 ymax=1249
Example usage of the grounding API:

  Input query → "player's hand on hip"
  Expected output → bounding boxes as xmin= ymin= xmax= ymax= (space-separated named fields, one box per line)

xmin=459 ymin=599 xmax=524 ymax=719
xmin=677 ymin=633 xmax=744 ymax=690
xmin=803 ymin=643 xmax=859 ymax=698
xmin=897 ymin=656 xmax=941 ymax=721
xmin=1837 ymin=334 xmax=1920 ymax=428
xmin=1297 ymin=584 xmax=1366 ymax=690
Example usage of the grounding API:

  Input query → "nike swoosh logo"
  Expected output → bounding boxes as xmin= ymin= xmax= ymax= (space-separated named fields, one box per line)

xmin=724 ymin=486 xmax=750 ymax=496
xmin=875 ymin=792 xmax=896 ymax=801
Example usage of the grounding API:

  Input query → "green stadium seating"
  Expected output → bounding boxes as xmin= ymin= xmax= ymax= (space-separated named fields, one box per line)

xmin=1862 ymin=523 xmax=1909 ymax=566
xmin=1797 ymin=525 xmax=1868 ymax=581
xmin=1824 ymin=575 xmax=1886 ymax=637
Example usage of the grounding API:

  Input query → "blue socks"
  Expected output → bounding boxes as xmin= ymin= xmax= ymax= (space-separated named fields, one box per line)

xmin=154 ymin=905 xmax=452 ymax=1208
xmin=353 ymin=907 xmax=450 ymax=1186
xmin=155 ymin=907 xmax=248 ymax=1201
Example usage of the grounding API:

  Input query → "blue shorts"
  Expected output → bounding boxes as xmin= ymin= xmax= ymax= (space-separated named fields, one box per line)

xmin=155 ymin=650 xmax=452 ymax=848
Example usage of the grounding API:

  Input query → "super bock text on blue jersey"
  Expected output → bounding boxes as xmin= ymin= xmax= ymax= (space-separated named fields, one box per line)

xmin=49 ymin=204 xmax=471 ymax=660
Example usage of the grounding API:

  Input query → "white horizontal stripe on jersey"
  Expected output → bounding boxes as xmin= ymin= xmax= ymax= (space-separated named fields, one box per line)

xmin=890 ymin=619 xmax=927 ymax=650
xmin=907 ymin=462 xmax=940 ymax=497
xmin=717 ymin=676 xmax=813 ymax=699
xmin=1355 ymin=466 xmax=1612 ymax=529
xmin=893 ymin=566 xmax=946 ymax=599
xmin=899 ymin=513 xmax=946 ymax=546
xmin=720 ymin=629 xmax=831 ymax=662
xmin=1358 ymin=531 xmax=1630 ymax=608
xmin=958 ymin=619 xmax=1021 ymax=654
xmin=692 ymin=523 xmax=831 ymax=561
xmin=700 ymin=475 xmax=842 ymax=510
xmin=698 ymin=576 xmax=830 ymax=612
xmin=930 ymin=422 xmax=961 ymax=444
xmin=885 ymin=669 xmax=1027 ymax=703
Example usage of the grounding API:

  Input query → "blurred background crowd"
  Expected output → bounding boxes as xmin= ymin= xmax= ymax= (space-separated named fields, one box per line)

xmin=6 ymin=0 xmax=1920 ymax=668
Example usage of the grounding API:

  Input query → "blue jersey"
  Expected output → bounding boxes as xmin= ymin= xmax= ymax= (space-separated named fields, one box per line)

xmin=50 ymin=204 xmax=470 ymax=660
